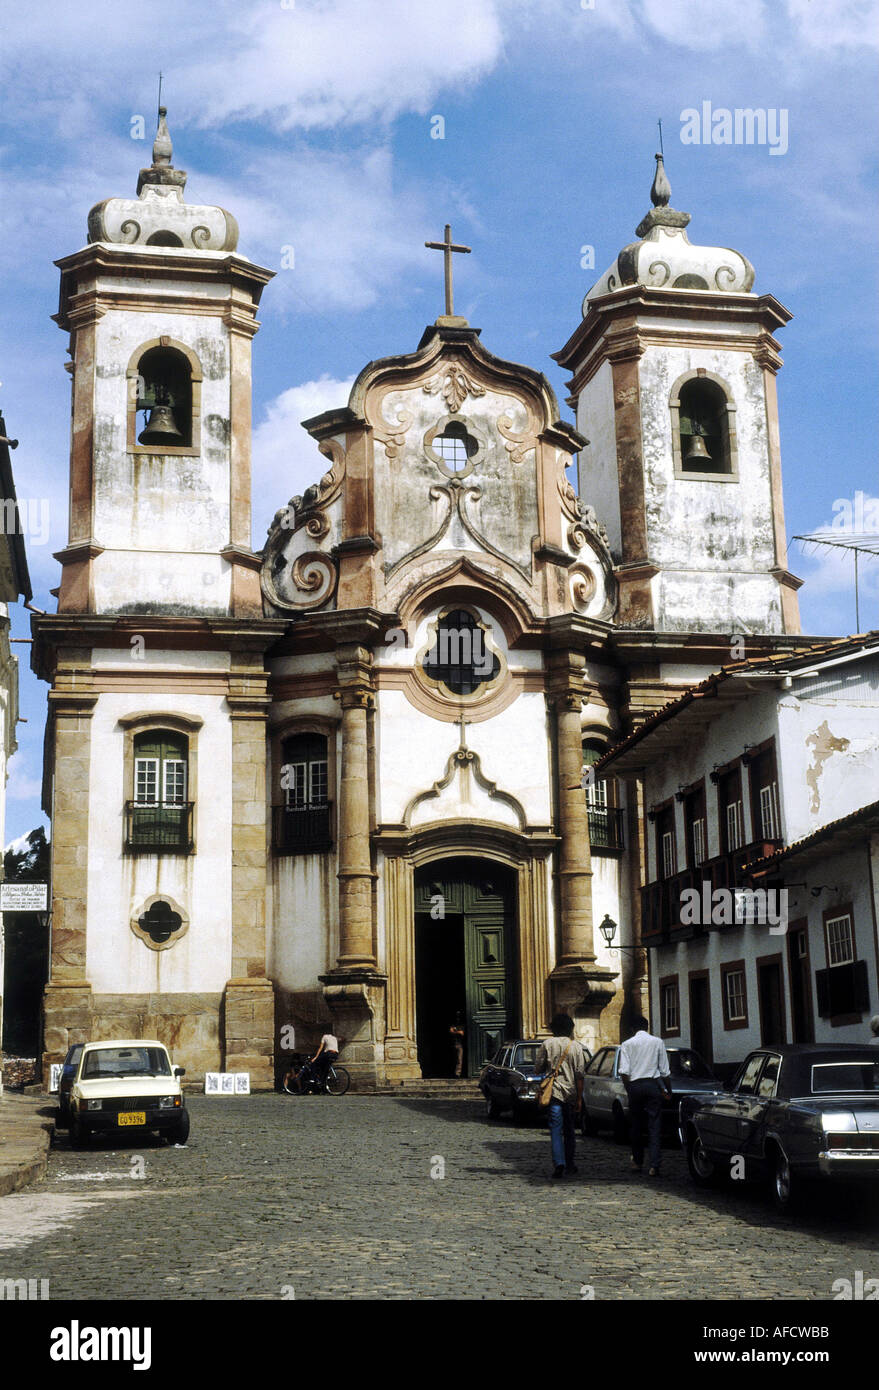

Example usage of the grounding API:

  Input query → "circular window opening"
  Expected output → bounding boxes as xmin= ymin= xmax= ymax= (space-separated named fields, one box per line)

xmin=422 ymin=609 xmax=500 ymax=695
xmin=434 ymin=421 xmax=478 ymax=472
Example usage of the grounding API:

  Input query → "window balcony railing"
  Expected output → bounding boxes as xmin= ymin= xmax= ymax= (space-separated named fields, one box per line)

xmin=125 ymin=801 xmax=194 ymax=854
xmin=272 ymin=802 xmax=333 ymax=855
xmin=587 ymin=806 xmax=625 ymax=852
xmin=640 ymin=838 xmax=783 ymax=945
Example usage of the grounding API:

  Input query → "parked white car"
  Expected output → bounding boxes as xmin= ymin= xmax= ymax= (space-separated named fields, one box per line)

xmin=67 ymin=1039 xmax=189 ymax=1148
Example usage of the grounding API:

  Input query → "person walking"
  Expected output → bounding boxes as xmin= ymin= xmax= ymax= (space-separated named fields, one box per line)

xmin=619 ymin=1015 xmax=672 ymax=1178
xmin=536 ymin=1013 xmax=587 ymax=1179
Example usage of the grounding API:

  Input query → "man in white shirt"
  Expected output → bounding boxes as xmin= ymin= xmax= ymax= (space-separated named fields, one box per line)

xmin=619 ymin=1015 xmax=672 ymax=1177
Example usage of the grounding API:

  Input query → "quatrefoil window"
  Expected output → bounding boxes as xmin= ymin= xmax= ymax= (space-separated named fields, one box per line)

xmin=139 ymin=899 xmax=183 ymax=944
xmin=422 ymin=609 xmax=501 ymax=696
xmin=434 ymin=421 xmax=478 ymax=472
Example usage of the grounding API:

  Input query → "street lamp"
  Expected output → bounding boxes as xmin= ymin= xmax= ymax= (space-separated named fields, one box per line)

xmin=599 ymin=914 xmax=640 ymax=954
xmin=599 ymin=914 xmax=617 ymax=948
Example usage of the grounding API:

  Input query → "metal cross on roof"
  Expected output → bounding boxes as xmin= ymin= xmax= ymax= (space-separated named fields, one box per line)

xmin=425 ymin=224 xmax=471 ymax=317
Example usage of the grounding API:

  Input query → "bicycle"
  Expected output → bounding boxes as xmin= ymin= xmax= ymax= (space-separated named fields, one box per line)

xmin=282 ymin=1057 xmax=350 ymax=1096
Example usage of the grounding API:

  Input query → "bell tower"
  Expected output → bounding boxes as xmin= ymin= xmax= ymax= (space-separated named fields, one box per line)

xmin=36 ymin=111 xmax=283 ymax=1092
xmin=53 ymin=107 xmax=273 ymax=617
xmin=555 ymin=155 xmax=802 ymax=636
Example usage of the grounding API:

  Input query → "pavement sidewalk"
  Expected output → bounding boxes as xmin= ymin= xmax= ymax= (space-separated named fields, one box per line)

xmin=0 ymin=1091 xmax=55 ymax=1197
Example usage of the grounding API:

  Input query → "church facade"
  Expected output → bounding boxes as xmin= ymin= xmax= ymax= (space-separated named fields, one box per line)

xmin=35 ymin=115 xmax=813 ymax=1088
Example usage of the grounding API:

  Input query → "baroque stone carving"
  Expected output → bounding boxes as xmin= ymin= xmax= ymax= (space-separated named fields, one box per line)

xmin=423 ymin=366 xmax=485 ymax=414
xmin=496 ymin=414 xmax=535 ymax=463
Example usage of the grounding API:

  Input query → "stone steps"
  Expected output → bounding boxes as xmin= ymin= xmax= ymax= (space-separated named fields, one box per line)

xmin=374 ymin=1079 xmax=481 ymax=1099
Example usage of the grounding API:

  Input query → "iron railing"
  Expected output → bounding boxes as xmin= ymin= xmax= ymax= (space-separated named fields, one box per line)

xmin=588 ymin=806 xmax=625 ymax=852
xmin=125 ymin=801 xmax=194 ymax=853
xmin=272 ymin=802 xmax=333 ymax=854
xmin=641 ymin=839 xmax=783 ymax=944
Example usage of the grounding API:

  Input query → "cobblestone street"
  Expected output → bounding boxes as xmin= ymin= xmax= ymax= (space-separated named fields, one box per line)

xmin=2 ymin=1095 xmax=878 ymax=1301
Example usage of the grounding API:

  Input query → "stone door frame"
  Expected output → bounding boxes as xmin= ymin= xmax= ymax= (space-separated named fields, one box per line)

xmin=376 ymin=822 xmax=558 ymax=1082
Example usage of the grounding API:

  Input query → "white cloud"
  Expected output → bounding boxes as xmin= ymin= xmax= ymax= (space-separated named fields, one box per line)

xmin=637 ymin=0 xmax=768 ymax=50
xmin=784 ymin=0 xmax=879 ymax=50
xmin=184 ymin=0 xmax=504 ymax=131
xmin=6 ymin=755 xmax=44 ymax=803
xmin=201 ymin=145 xmax=456 ymax=313
xmin=252 ymin=375 xmax=355 ymax=544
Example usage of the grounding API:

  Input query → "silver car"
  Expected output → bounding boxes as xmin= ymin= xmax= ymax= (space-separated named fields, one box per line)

xmin=581 ymin=1044 xmax=723 ymax=1142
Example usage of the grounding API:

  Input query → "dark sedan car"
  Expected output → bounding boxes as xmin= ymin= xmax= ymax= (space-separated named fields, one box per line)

xmin=680 ymin=1044 xmax=879 ymax=1211
xmin=55 ymin=1043 xmax=84 ymax=1128
xmin=479 ymin=1039 xmax=592 ymax=1120
xmin=581 ymin=1044 xmax=724 ymax=1141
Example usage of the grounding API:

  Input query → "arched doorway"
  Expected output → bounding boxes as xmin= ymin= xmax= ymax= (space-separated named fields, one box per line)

xmin=413 ymin=858 xmax=518 ymax=1078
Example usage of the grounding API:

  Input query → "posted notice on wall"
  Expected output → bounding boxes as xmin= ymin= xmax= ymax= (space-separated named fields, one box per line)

xmin=0 ymin=882 xmax=48 ymax=911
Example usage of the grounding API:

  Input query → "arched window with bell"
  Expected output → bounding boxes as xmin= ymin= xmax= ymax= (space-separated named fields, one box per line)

xmin=669 ymin=370 xmax=739 ymax=481
xmin=127 ymin=339 xmax=202 ymax=454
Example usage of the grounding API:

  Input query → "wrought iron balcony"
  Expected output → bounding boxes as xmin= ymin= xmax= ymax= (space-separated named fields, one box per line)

xmin=640 ymin=839 xmax=783 ymax=944
xmin=587 ymin=806 xmax=625 ymax=852
xmin=273 ymin=802 xmax=333 ymax=855
xmin=125 ymin=801 xmax=194 ymax=854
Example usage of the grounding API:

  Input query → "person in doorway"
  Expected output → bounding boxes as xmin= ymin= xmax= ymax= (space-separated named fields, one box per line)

xmin=869 ymin=1016 xmax=879 ymax=1045
xmin=536 ymin=1013 xmax=587 ymax=1179
xmin=449 ymin=1014 xmax=465 ymax=1077
xmin=619 ymin=1015 xmax=672 ymax=1177
xmin=309 ymin=1029 xmax=340 ymax=1091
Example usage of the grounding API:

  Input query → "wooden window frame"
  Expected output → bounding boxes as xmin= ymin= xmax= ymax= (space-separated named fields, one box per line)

xmin=745 ymin=736 xmax=781 ymax=844
xmin=821 ymin=901 xmax=863 ymax=1027
xmin=119 ymin=711 xmax=202 ymax=856
xmin=659 ymin=974 xmax=681 ymax=1038
xmin=720 ymin=958 xmax=749 ymax=1030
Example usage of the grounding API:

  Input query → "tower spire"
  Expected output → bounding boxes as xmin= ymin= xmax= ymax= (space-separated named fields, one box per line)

xmin=152 ymin=105 xmax=173 ymax=169
xmin=650 ymin=151 xmax=671 ymax=208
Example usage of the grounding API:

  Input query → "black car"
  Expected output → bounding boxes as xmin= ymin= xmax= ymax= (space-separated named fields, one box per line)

xmin=55 ymin=1043 xmax=84 ymax=1128
xmin=581 ymin=1044 xmax=724 ymax=1141
xmin=680 ymin=1043 xmax=879 ymax=1211
xmin=479 ymin=1039 xmax=592 ymax=1120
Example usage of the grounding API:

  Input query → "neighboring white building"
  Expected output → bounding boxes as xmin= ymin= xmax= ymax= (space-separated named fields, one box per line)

xmin=34 ymin=117 xmax=817 ymax=1089
xmin=0 ymin=410 xmax=34 ymax=1093
xmin=597 ymin=636 xmax=879 ymax=1069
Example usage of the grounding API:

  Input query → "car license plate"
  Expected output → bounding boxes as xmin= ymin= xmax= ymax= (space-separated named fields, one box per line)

xmin=118 ymin=1112 xmax=145 ymax=1126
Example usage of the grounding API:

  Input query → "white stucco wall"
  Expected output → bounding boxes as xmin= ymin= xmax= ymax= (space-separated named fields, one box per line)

xmin=85 ymin=690 xmax=233 ymax=994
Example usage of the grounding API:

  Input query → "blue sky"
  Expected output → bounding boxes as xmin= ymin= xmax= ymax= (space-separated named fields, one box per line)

xmin=1 ymin=0 xmax=877 ymax=842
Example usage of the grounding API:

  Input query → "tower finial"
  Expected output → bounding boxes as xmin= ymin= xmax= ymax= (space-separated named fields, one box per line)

xmin=152 ymin=105 xmax=173 ymax=168
xmin=650 ymin=151 xmax=671 ymax=208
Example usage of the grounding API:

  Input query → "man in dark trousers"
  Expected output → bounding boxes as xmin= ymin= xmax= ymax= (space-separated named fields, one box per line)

xmin=536 ymin=1013 xmax=587 ymax=1179
xmin=619 ymin=1015 xmax=672 ymax=1177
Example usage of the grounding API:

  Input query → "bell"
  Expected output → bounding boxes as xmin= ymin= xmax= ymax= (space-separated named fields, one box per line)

xmin=138 ymin=404 xmax=183 ymax=446
xmin=683 ymin=432 xmax=712 ymax=464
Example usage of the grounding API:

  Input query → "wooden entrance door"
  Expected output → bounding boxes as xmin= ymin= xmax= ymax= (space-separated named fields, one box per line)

xmin=414 ymin=862 xmax=516 ymax=1078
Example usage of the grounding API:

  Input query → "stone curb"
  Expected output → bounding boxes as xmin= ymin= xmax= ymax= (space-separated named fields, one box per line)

xmin=0 ymin=1092 xmax=55 ymax=1197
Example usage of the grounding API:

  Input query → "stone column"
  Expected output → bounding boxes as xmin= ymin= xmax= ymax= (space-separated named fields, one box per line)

xmin=42 ymin=688 xmax=98 ymax=1084
xmin=554 ymin=689 xmax=596 ymax=968
xmin=224 ymin=652 xmax=275 ymax=1090
xmin=547 ymin=651 xmax=616 ymax=1045
xmin=321 ymin=639 xmax=385 ymax=1089
xmin=336 ymin=650 xmax=375 ymax=969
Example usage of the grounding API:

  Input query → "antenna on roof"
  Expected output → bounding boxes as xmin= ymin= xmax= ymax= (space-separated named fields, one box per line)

xmin=657 ymin=118 xmax=664 ymax=157
xmin=157 ymin=71 xmax=163 ymax=119
xmin=793 ymin=531 xmax=879 ymax=634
